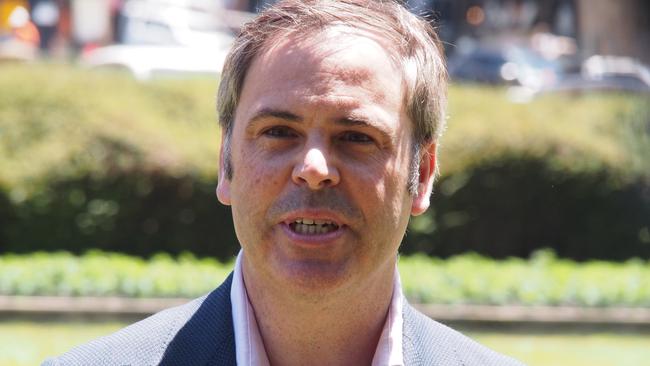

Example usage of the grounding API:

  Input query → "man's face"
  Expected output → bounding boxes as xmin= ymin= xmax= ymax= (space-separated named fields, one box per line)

xmin=217 ymin=27 xmax=435 ymax=294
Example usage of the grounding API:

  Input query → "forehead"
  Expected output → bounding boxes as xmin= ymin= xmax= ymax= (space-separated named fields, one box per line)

xmin=236 ymin=26 xmax=407 ymax=123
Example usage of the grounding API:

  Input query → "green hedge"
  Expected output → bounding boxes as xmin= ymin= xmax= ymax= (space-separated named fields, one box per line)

xmin=0 ymin=64 xmax=240 ymax=258
xmin=1 ymin=250 xmax=649 ymax=307
xmin=410 ymin=159 xmax=650 ymax=260
xmin=401 ymin=250 xmax=650 ymax=306
xmin=0 ymin=251 xmax=232 ymax=298
xmin=1 ymin=63 xmax=649 ymax=260
xmin=409 ymin=86 xmax=650 ymax=260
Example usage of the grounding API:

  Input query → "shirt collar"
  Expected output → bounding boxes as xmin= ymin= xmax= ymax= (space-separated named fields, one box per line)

xmin=230 ymin=250 xmax=404 ymax=366
xmin=231 ymin=252 xmax=270 ymax=366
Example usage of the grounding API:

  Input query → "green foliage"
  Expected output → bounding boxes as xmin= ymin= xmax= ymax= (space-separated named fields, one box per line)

xmin=0 ymin=64 xmax=220 ymax=189
xmin=1 ymin=63 xmax=649 ymax=259
xmin=0 ymin=64 xmax=239 ymax=259
xmin=0 ymin=251 xmax=232 ymax=298
xmin=398 ymin=250 xmax=650 ymax=307
xmin=441 ymin=86 xmax=650 ymax=181
xmin=1 ymin=250 xmax=650 ymax=307
xmin=404 ymin=87 xmax=650 ymax=260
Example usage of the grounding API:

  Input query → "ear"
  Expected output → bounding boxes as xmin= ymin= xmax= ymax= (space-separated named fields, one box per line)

xmin=216 ymin=132 xmax=231 ymax=206
xmin=411 ymin=142 xmax=437 ymax=216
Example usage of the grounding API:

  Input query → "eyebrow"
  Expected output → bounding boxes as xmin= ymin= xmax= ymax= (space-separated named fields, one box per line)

xmin=337 ymin=116 xmax=373 ymax=128
xmin=248 ymin=108 xmax=381 ymax=128
xmin=245 ymin=108 xmax=393 ymax=140
xmin=248 ymin=109 xmax=303 ymax=126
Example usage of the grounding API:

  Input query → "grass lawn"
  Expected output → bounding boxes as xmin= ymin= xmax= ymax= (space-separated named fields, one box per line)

xmin=464 ymin=328 xmax=650 ymax=366
xmin=1 ymin=320 xmax=649 ymax=365
xmin=0 ymin=320 xmax=128 ymax=366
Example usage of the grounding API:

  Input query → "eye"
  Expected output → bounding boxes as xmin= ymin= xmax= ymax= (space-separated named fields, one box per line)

xmin=262 ymin=126 xmax=298 ymax=139
xmin=339 ymin=131 xmax=374 ymax=144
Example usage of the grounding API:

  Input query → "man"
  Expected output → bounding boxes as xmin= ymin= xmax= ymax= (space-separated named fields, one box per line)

xmin=45 ymin=1 xmax=524 ymax=365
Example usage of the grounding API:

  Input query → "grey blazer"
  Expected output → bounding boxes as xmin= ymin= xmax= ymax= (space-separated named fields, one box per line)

xmin=43 ymin=274 xmax=525 ymax=366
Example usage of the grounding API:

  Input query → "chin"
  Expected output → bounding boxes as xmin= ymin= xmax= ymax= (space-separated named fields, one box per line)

xmin=275 ymin=258 xmax=354 ymax=295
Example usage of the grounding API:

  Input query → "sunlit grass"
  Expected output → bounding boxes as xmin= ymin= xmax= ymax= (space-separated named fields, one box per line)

xmin=0 ymin=320 xmax=128 ymax=366
xmin=2 ymin=320 xmax=649 ymax=366
xmin=466 ymin=330 xmax=650 ymax=366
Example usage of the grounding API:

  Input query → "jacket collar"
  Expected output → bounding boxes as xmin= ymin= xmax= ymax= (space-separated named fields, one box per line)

xmin=159 ymin=273 xmax=237 ymax=366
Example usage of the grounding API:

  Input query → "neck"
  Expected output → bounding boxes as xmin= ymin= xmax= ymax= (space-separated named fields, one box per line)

xmin=242 ymin=256 xmax=396 ymax=366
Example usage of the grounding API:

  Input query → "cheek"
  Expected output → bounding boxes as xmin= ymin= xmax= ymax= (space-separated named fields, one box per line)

xmin=338 ymin=164 xmax=395 ymax=248
xmin=229 ymin=168 xmax=281 ymax=249
xmin=233 ymin=143 xmax=287 ymax=186
xmin=345 ymin=160 xmax=410 ymax=233
xmin=230 ymin=148 xmax=288 ymax=218
xmin=347 ymin=155 xmax=407 ymax=197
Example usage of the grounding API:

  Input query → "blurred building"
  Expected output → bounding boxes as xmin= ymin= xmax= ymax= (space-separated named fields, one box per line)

xmin=226 ymin=0 xmax=650 ymax=64
xmin=2 ymin=0 xmax=648 ymax=66
xmin=428 ymin=0 xmax=649 ymax=64
xmin=575 ymin=0 xmax=650 ymax=64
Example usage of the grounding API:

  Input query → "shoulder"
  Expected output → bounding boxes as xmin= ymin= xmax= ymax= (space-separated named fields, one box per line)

xmin=42 ymin=274 xmax=234 ymax=366
xmin=402 ymin=303 xmax=526 ymax=366
xmin=42 ymin=295 xmax=209 ymax=366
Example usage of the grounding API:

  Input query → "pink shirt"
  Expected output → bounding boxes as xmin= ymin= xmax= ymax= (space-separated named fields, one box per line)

xmin=230 ymin=251 xmax=404 ymax=366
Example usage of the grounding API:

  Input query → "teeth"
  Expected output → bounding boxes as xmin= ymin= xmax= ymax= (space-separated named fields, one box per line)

xmin=293 ymin=218 xmax=334 ymax=225
xmin=291 ymin=221 xmax=339 ymax=235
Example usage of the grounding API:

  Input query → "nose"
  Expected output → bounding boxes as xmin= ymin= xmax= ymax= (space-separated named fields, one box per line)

xmin=292 ymin=146 xmax=340 ymax=190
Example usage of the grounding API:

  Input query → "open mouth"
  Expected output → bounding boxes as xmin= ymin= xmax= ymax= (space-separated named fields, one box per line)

xmin=289 ymin=218 xmax=340 ymax=235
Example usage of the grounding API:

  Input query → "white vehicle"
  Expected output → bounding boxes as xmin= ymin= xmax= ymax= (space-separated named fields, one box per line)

xmin=80 ymin=0 xmax=244 ymax=80
xmin=541 ymin=55 xmax=650 ymax=95
xmin=81 ymin=43 xmax=232 ymax=80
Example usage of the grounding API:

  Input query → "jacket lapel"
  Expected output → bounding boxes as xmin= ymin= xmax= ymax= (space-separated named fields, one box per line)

xmin=402 ymin=302 xmax=422 ymax=365
xmin=402 ymin=302 xmax=459 ymax=366
xmin=159 ymin=273 xmax=237 ymax=366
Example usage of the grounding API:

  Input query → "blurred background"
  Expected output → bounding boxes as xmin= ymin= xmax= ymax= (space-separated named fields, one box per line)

xmin=0 ymin=0 xmax=649 ymax=365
